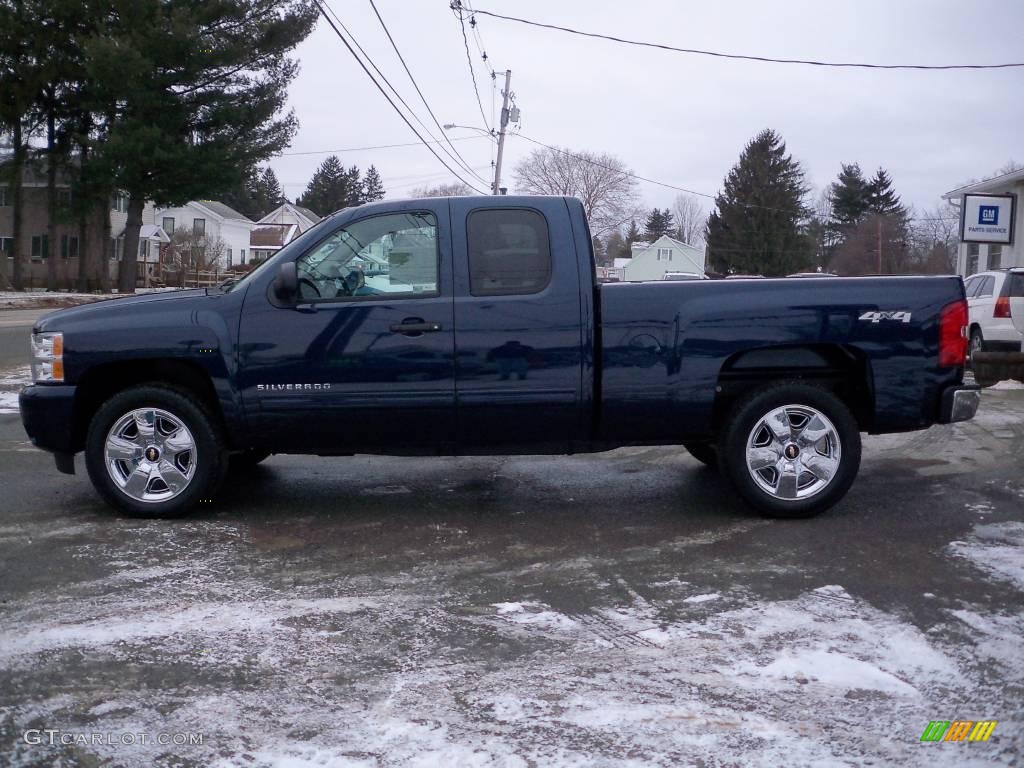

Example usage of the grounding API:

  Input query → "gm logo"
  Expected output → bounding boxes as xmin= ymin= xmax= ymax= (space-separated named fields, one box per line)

xmin=978 ymin=205 xmax=999 ymax=225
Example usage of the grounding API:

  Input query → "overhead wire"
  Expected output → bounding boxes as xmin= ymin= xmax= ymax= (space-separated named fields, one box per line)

xmin=310 ymin=0 xmax=489 ymax=193
xmin=317 ymin=0 xmax=488 ymax=186
xmin=450 ymin=1 xmax=493 ymax=132
xmin=366 ymin=0 xmax=489 ymax=185
xmin=467 ymin=7 xmax=1024 ymax=71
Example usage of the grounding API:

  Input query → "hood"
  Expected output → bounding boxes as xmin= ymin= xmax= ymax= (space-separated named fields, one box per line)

xmin=34 ymin=289 xmax=211 ymax=332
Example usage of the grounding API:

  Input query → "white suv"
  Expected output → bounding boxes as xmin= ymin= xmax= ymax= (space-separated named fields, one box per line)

xmin=964 ymin=269 xmax=1024 ymax=363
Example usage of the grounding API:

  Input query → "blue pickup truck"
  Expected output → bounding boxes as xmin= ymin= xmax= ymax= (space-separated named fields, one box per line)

xmin=20 ymin=195 xmax=979 ymax=519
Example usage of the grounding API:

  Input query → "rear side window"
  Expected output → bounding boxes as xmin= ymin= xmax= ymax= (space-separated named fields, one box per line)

xmin=977 ymin=276 xmax=995 ymax=298
xmin=468 ymin=209 xmax=551 ymax=296
xmin=963 ymin=276 xmax=979 ymax=297
xmin=1007 ymin=273 xmax=1024 ymax=298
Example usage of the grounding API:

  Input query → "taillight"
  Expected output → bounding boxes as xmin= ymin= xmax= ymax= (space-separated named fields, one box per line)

xmin=994 ymin=296 xmax=1012 ymax=318
xmin=939 ymin=299 xmax=968 ymax=367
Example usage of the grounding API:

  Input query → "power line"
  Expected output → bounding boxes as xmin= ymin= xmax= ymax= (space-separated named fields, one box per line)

xmin=450 ymin=1 xmax=492 ymax=131
xmin=469 ymin=7 xmax=1024 ymax=71
xmin=311 ymin=0 xmax=489 ymax=193
xmin=279 ymin=134 xmax=492 ymax=157
xmin=317 ymin=1 xmax=488 ymax=186
xmin=366 ymin=0 xmax=488 ymax=184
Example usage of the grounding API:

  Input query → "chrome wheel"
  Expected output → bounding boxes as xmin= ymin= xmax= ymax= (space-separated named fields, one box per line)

xmin=745 ymin=404 xmax=841 ymax=501
xmin=104 ymin=408 xmax=197 ymax=503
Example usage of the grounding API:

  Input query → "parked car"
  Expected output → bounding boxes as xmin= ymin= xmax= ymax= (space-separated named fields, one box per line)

xmin=964 ymin=269 xmax=1024 ymax=363
xmin=21 ymin=196 xmax=977 ymax=520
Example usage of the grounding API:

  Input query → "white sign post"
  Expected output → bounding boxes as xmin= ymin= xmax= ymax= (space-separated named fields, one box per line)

xmin=961 ymin=194 xmax=1016 ymax=244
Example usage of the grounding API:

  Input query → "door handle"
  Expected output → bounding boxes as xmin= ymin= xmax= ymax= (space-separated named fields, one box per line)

xmin=390 ymin=319 xmax=443 ymax=334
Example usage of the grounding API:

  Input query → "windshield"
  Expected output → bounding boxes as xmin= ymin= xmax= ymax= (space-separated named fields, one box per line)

xmin=222 ymin=212 xmax=341 ymax=293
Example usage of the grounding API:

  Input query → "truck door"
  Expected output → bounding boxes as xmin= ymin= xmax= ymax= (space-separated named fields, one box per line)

xmin=449 ymin=197 xmax=586 ymax=450
xmin=238 ymin=201 xmax=456 ymax=453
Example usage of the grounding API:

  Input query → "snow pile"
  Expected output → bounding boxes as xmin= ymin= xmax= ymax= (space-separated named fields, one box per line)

xmin=0 ymin=364 xmax=31 ymax=414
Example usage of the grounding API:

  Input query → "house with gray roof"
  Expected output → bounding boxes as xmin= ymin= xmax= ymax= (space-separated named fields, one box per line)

xmin=156 ymin=200 xmax=255 ymax=268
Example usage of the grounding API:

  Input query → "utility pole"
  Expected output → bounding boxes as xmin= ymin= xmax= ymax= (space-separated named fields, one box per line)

xmin=492 ymin=69 xmax=512 ymax=195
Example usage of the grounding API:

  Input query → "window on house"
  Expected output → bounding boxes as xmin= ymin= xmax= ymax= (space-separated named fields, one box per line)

xmin=988 ymin=244 xmax=1003 ymax=270
xmin=468 ymin=209 xmax=551 ymax=296
xmin=193 ymin=218 xmax=205 ymax=237
xmin=163 ymin=217 xmax=175 ymax=235
xmin=112 ymin=238 xmax=122 ymax=261
xmin=31 ymin=234 xmax=49 ymax=260
xmin=139 ymin=240 xmax=149 ymax=261
xmin=1 ymin=237 xmax=12 ymax=257
xmin=111 ymin=194 xmax=128 ymax=212
xmin=240 ymin=249 xmax=246 ymax=264
xmin=0 ymin=187 xmax=9 ymax=207
xmin=657 ymin=247 xmax=673 ymax=261
xmin=69 ymin=235 xmax=79 ymax=259
xmin=226 ymin=248 xmax=232 ymax=267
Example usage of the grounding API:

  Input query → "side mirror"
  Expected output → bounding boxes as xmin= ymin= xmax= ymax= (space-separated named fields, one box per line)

xmin=273 ymin=262 xmax=298 ymax=304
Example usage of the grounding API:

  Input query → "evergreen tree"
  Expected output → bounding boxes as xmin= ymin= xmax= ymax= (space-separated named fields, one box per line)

xmin=828 ymin=163 xmax=870 ymax=241
xmin=362 ymin=164 xmax=385 ymax=202
xmin=706 ymin=129 xmax=812 ymax=276
xmin=258 ymin=167 xmax=285 ymax=213
xmin=603 ymin=230 xmax=627 ymax=262
xmin=643 ymin=208 xmax=675 ymax=240
xmin=85 ymin=0 xmax=317 ymax=292
xmin=866 ymin=168 xmax=906 ymax=218
xmin=624 ymin=219 xmax=642 ymax=252
xmin=296 ymin=157 xmax=364 ymax=215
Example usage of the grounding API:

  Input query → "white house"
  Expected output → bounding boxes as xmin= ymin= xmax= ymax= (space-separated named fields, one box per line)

xmin=156 ymin=201 xmax=255 ymax=268
xmin=943 ymin=168 xmax=1024 ymax=276
xmin=617 ymin=235 xmax=706 ymax=282
xmin=250 ymin=202 xmax=322 ymax=262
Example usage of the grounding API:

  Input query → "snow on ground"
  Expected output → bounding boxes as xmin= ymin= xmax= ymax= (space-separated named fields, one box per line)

xmin=948 ymin=522 xmax=1024 ymax=591
xmin=0 ymin=516 xmax=1020 ymax=767
xmin=0 ymin=364 xmax=31 ymax=414
xmin=989 ymin=379 xmax=1024 ymax=390
xmin=0 ymin=287 xmax=187 ymax=309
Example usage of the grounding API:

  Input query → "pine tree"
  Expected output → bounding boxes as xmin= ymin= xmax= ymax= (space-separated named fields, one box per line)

xmin=624 ymin=220 xmax=642 ymax=251
xmin=85 ymin=0 xmax=318 ymax=292
xmin=644 ymin=208 xmax=675 ymax=240
xmin=259 ymin=167 xmax=285 ymax=213
xmin=362 ymin=164 xmax=385 ymax=202
xmin=866 ymin=168 xmax=906 ymax=218
xmin=828 ymin=163 xmax=870 ymax=240
xmin=706 ymin=129 xmax=812 ymax=276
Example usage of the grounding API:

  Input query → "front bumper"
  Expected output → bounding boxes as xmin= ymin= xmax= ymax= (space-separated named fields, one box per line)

xmin=938 ymin=384 xmax=981 ymax=424
xmin=20 ymin=384 xmax=78 ymax=454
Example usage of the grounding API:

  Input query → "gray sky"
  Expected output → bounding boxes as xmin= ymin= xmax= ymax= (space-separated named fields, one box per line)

xmin=274 ymin=0 xmax=1024 ymax=217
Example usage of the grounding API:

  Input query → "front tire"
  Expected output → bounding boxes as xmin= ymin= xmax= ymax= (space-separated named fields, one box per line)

xmin=718 ymin=383 xmax=861 ymax=519
xmin=85 ymin=385 xmax=227 ymax=518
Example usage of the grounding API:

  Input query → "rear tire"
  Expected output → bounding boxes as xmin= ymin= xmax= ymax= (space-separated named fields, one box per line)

xmin=968 ymin=328 xmax=984 ymax=368
xmin=85 ymin=385 xmax=227 ymax=518
xmin=718 ymin=383 xmax=861 ymax=519
xmin=683 ymin=441 xmax=718 ymax=469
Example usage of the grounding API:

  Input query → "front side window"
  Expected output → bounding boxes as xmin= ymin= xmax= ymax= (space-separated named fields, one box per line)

xmin=295 ymin=211 xmax=438 ymax=302
xmin=467 ymin=208 xmax=551 ymax=296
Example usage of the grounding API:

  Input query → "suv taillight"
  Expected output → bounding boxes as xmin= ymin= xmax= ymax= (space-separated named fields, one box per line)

xmin=994 ymin=296 xmax=1012 ymax=318
xmin=939 ymin=299 xmax=968 ymax=367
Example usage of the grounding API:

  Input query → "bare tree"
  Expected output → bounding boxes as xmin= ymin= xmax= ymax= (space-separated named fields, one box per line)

xmin=408 ymin=181 xmax=475 ymax=198
xmin=908 ymin=201 xmax=960 ymax=274
xmin=513 ymin=146 xmax=640 ymax=236
xmin=671 ymin=194 xmax=706 ymax=246
xmin=164 ymin=230 xmax=227 ymax=285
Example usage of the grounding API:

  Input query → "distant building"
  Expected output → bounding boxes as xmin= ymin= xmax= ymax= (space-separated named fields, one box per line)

xmin=610 ymin=235 xmax=706 ymax=282
xmin=156 ymin=201 xmax=254 ymax=268
xmin=0 ymin=156 xmax=162 ymax=288
xmin=249 ymin=202 xmax=321 ymax=262
xmin=943 ymin=168 xmax=1024 ymax=276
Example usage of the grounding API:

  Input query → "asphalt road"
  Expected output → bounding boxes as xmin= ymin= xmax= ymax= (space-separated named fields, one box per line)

xmin=0 ymin=309 xmax=1021 ymax=767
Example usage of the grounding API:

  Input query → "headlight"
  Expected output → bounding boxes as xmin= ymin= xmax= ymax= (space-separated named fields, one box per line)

xmin=31 ymin=332 xmax=64 ymax=383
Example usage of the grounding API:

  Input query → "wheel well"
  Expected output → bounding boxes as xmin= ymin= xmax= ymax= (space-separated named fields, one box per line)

xmin=969 ymin=323 xmax=983 ymax=337
xmin=713 ymin=344 xmax=873 ymax=431
xmin=72 ymin=359 xmax=222 ymax=451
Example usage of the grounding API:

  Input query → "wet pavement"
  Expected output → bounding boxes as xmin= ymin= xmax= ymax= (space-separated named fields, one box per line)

xmin=0 ymin=339 xmax=1021 ymax=765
